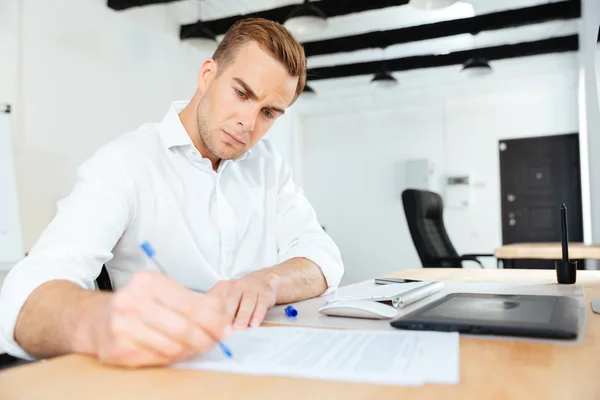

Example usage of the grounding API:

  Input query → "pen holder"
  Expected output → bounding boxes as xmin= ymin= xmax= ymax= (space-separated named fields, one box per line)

xmin=555 ymin=260 xmax=577 ymax=284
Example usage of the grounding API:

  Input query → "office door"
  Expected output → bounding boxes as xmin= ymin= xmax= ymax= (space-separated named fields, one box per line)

xmin=498 ymin=133 xmax=583 ymax=269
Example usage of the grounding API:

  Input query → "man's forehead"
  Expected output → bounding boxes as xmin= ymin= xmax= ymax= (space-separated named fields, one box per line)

xmin=222 ymin=44 xmax=297 ymax=105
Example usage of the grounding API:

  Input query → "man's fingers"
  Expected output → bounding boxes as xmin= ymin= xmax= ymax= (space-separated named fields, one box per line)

xmin=211 ymin=283 xmax=243 ymax=321
xmin=205 ymin=277 xmax=277 ymax=330
xmin=205 ymin=280 xmax=246 ymax=325
xmin=206 ymin=280 xmax=230 ymax=298
xmin=118 ymin=272 xmax=232 ymax=349
xmin=190 ymin=295 xmax=234 ymax=342
xmin=115 ymin=315 xmax=188 ymax=360
xmin=233 ymin=292 xmax=258 ymax=330
xmin=100 ymin=332 xmax=171 ymax=367
xmin=249 ymin=296 xmax=271 ymax=328
xmin=100 ymin=272 xmax=235 ymax=369
xmin=132 ymin=271 xmax=203 ymax=318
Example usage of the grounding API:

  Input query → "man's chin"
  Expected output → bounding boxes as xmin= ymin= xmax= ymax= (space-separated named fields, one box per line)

xmin=212 ymin=145 xmax=246 ymax=161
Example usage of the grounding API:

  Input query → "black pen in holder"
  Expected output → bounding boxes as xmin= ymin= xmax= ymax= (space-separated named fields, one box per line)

xmin=556 ymin=203 xmax=577 ymax=284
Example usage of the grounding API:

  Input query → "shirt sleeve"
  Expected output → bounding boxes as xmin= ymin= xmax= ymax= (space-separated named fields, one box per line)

xmin=274 ymin=155 xmax=344 ymax=294
xmin=0 ymin=144 xmax=133 ymax=360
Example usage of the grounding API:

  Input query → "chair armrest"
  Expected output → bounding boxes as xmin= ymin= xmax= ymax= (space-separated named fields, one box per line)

xmin=457 ymin=256 xmax=484 ymax=268
xmin=463 ymin=253 xmax=495 ymax=258
xmin=431 ymin=256 xmax=484 ymax=268
xmin=0 ymin=353 xmax=31 ymax=371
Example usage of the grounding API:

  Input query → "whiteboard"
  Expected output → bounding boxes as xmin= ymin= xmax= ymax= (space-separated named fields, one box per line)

xmin=0 ymin=105 xmax=24 ymax=263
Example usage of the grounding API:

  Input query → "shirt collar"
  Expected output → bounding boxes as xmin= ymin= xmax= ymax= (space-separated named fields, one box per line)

xmin=158 ymin=101 xmax=252 ymax=163
xmin=158 ymin=101 xmax=194 ymax=149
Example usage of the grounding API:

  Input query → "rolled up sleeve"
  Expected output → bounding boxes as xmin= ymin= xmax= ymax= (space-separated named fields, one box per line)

xmin=0 ymin=145 xmax=132 ymax=359
xmin=275 ymin=157 xmax=344 ymax=294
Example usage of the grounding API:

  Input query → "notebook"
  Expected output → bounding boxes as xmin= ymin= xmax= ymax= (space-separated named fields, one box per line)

xmin=327 ymin=281 xmax=444 ymax=308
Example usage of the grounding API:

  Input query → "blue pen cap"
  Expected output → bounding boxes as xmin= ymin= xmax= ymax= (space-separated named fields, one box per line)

xmin=284 ymin=305 xmax=298 ymax=318
xmin=140 ymin=241 xmax=155 ymax=258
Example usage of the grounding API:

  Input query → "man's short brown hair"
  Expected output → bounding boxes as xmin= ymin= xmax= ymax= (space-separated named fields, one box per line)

xmin=212 ymin=18 xmax=307 ymax=106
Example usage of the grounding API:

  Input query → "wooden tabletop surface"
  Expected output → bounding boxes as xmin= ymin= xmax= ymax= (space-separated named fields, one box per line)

xmin=1 ymin=268 xmax=599 ymax=400
xmin=494 ymin=242 xmax=600 ymax=260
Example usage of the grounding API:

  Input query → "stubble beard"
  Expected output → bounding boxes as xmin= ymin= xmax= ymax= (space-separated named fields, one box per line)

xmin=195 ymin=92 xmax=244 ymax=161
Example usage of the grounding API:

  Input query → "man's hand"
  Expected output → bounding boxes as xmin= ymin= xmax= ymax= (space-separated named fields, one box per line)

xmin=83 ymin=270 xmax=232 ymax=368
xmin=207 ymin=270 xmax=280 ymax=330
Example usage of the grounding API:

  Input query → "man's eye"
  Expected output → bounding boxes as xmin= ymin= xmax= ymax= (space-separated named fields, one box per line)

xmin=263 ymin=109 xmax=274 ymax=119
xmin=236 ymin=89 xmax=246 ymax=99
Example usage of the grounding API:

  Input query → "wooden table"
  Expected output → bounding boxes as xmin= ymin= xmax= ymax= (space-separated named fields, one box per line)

xmin=1 ymin=268 xmax=600 ymax=400
xmin=495 ymin=243 xmax=600 ymax=268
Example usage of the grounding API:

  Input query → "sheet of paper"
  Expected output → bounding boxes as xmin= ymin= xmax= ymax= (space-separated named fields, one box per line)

xmin=173 ymin=327 xmax=459 ymax=386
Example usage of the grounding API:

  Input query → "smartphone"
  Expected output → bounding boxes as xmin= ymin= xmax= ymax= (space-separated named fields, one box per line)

xmin=374 ymin=277 xmax=422 ymax=285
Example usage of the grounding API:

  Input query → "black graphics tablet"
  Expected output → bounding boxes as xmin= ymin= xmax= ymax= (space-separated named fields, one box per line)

xmin=390 ymin=293 xmax=580 ymax=339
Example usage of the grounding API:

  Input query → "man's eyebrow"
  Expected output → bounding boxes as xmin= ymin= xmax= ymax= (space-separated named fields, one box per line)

xmin=233 ymin=77 xmax=257 ymax=100
xmin=270 ymin=106 xmax=285 ymax=115
xmin=233 ymin=77 xmax=286 ymax=115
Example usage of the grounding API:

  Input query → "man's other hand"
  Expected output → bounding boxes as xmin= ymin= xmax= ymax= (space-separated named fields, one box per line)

xmin=207 ymin=270 xmax=280 ymax=330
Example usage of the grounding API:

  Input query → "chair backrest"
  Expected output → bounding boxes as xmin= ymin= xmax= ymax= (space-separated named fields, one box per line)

xmin=401 ymin=189 xmax=462 ymax=268
xmin=96 ymin=265 xmax=113 ymax=292
xmin=0 ymin=352 xmax=31 ymax=370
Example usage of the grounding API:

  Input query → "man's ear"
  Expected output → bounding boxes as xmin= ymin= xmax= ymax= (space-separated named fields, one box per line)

xmin=198 ymin=58 xmax=218 ymax=91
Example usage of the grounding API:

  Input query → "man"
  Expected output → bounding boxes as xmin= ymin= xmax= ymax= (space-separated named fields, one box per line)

xmin=0 ymin=18 xmax=344 ymax=368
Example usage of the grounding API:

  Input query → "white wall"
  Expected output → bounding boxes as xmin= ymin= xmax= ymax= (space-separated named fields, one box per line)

xmin=302 ymin=106 xmax=445 ymax=285
xmin=0 ymin=0 xmax=298 ymax=254
xmin=264 ymin=109 xmax=303 ymax=184
xmin=11 ymin=0 xmax=211 ymax=250
xmin=0 ymin=0 xmax=23 ymax=264
xmin=0 ymin=0 xmax=19 ymax=105
xmin=300 ymin=54 xmax=580 ymax=285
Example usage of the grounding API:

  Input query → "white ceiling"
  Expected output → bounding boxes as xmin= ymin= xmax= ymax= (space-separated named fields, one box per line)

xmin=188 ymin=0 xmax=564 ymax=27
xmin=165 ymin=0 xmax=574 ymax=67
xmin=153 ymin=0 xmax=582 ymax=95
xmin=171 ymin=0 xmax=568 ymax=35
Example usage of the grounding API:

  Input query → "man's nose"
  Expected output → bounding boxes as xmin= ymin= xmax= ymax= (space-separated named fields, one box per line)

xmin=235 ymin=105 xmax=258 ymax=133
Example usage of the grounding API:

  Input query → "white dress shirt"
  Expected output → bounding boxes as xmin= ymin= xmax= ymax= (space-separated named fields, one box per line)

xmin=0 ymin=101 xmax=344 ymax=359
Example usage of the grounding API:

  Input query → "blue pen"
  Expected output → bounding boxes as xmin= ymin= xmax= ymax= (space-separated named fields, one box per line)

xmin=140 ymin=241 xmax=167 ymax=272
xmin=140 ymin=241 xmax=233 ymax=359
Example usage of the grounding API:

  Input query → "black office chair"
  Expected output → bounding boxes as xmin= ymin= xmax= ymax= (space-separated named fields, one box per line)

xmin=401 ymin=189 xmax=495 ymax=268
xmin=96 ymin=265 xmax=113 ymax=292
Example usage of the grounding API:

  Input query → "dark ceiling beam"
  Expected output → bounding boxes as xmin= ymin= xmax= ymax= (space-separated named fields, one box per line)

xmin=107 ymin=0 xmax=178 ymax=11
xmin=109 ymin=0 xmax=410 ymax=16
xmin=306 ymin=34 xmax=578 ymax=81
xmin=302 ymin=1 xmax=580 ymax=57
xmin=180 ymin=0 xmax=409 ymax=38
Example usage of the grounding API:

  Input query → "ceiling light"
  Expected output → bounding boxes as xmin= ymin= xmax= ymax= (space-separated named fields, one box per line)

xmin=370 ymin=66 xmax=398 ymax=88
xmin=284 ymin=0 xmax=328 ymax=37
xmin=409 ymin=0 xmax=459 ymax=10
xmin=461 ymin=57 xmax=493 ymax=77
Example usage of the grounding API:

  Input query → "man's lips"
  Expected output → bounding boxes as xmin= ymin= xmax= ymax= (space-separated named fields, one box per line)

xmin=223 ymin=130 xmax=245 ymax=145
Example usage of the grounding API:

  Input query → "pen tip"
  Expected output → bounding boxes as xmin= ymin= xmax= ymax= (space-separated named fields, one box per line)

xmin=561 ymin=203 xmax=566 ymax=209
xmin=220 ymin=343 xmax=233 ymax=358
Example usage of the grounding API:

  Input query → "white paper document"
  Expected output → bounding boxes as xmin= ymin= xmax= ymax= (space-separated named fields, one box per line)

xmin=174 ymin=327 xmax=459 ymax=386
